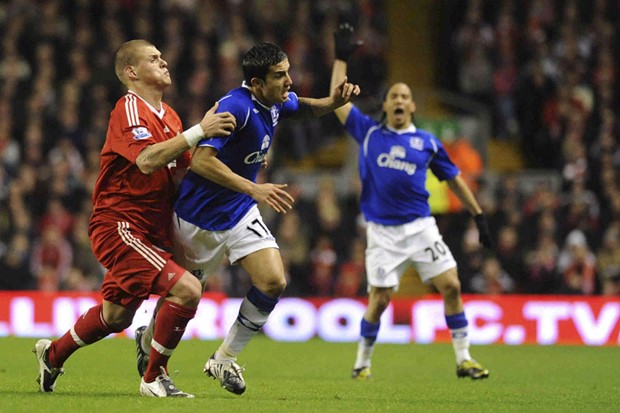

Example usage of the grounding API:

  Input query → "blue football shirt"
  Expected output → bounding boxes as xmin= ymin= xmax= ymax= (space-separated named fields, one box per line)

xmin=344 ymin=106 xmax=460 ymax=225
xmin=175 ymin=84 xmax=299 ymax=230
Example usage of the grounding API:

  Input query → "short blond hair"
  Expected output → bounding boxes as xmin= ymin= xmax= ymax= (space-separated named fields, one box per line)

xmin=114 ymin=39 xmax=154 ymax=86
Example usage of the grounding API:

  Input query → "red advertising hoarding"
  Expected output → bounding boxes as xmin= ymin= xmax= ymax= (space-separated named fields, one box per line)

xmin=1 ymin=291 xmax=618 ymax=345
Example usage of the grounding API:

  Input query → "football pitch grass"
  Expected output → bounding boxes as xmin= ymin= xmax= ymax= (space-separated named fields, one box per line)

xmin=1 ymin=336 xmax=618 ymax=413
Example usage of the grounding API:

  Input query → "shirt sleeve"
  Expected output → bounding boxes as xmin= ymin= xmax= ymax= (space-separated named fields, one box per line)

xmin=196 ymin=93 xmax=248 ymax=152
xmin=343 ymin=106 xmax=378 ymax=145
xmin=280 ymin=92 xmax=299 ymax=116
xmin=108 ymin=100 xmax=157 ymax=164
xmin=429 ymin=135 xmax=460 ymax=181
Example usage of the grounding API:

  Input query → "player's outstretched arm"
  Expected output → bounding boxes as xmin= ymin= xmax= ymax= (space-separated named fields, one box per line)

xmin=330 ymin=61 xmax=353 ymax=125
xmin=446 ymin=175 xmax=493 ymax=249
xmin=190 ymin=146 xmax=294 ymax=214
xmin=293 ymin=77 xmax=360 ymax=119
xmin=135 ymin=101 xmax=236 ymax=175
xmin=330 ymin=21 xmax=364 ymax=124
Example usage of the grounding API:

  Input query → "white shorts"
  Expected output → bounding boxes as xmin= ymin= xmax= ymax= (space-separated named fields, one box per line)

xmin=365 ymin=217 xmax=457 ymax=289
xmin=172 ymin=205 xmax=279 ymax=285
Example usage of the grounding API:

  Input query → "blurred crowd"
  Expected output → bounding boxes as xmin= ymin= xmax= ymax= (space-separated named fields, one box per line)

xmin=447 ymin=0 xmax=620 ymax=297
xmin=0 ymin=0 xmax=618 ymax=298
xmin=0 ymin=0 xmax=387 ymax=294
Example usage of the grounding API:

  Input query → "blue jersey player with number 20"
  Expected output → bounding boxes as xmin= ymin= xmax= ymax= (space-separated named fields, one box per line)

xmin=331 ymin=23 xmax=493 ymax=381
xmin=135 ymin=42 xmax=360 ymax=395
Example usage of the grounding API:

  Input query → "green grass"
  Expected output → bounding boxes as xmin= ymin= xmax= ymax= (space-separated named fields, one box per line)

xmin=0 ymin=336 xmax=618 ymax=413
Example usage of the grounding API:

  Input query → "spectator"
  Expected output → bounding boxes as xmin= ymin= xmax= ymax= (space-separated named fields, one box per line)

xmin=309 ymin=176 xmax=348 ymax=259
xmin=523 ymin=232 xmax=560 ymax=294
xmin=333 ymin=236 xmax=366 ymax=297
xmin=453 ymin=1 xmax=495 ymax=105
xmin=595 ymin=225 xmax=620 ymax=296
xmin=275 ymin=210 xmax=310 ymax=296
xmin=30 ymin=224 xmax=73 ymax=292
xmin=495 ymin=225 xmax=524 ymax=281
xmin=309 ymin=235 xmax=337 ymax=296
xmin=557 ymin=229 xmax=597 ymax=294
xmin=470 ymin=256 xmax=515 ymax=294
xmin=69 ymin=212 xmax=103 ymax=289
xmin=515 ymin=61 xmax=556 ymax=158
xmin=442 ymin=130 xmax=484 ymax=213
xmin=0 ymin=232 xmax=34 ymax=290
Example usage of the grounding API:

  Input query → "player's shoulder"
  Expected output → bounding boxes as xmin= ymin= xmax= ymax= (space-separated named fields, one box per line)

xmin=112 ymin=92 xmax=130 ymax=110
xmin=411 ymin=126 xmax=438 ymax=141
xmin=110 ymin=93 xmax=141 ymax=127
xmin=112 ymin=91 xmax=149 ymax=115
xmin=115 ymin=91 xmax=142 ymax=104
xmin=219 ymin=86 xmax=251 ymax=106
xmin=411 ymin=127 xmax=446 ymax=151
xmin=215 ymin=87 xmax=252 ymax=116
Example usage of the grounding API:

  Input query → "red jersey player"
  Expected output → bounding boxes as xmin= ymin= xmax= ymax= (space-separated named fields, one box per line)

xmin=33 ymin=39 xmax=236 ymax=398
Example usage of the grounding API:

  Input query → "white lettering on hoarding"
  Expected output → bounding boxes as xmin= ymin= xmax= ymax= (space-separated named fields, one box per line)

xmin=464 ymin=301 xmax=503 ymax=345
xmin=412 ymin=300 xmax=445 ymax=343
xmin=11 ymin=297 xmax=53 ymax=337
xmin=222 ymin=298 xmax=242 ymax=332
xmin=523 ymin=302 xmax=571 ymax=345
xmin=53 ymin=297 xmax=98 ymax=336
xmin=378 ymin=305 xmax=411 ymax=343
xmin=503 ymin=325 xmax=526 ymax=345
xmin=185 ymin=298 xmax=219 ymax=340
xmin=572 ymin=302 xmax=620 ymax=345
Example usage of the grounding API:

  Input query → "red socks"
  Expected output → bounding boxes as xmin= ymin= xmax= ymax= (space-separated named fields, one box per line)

xmin=46 ymin=300 xmax=196 ymax=382
xmin=48 ymin=304 xmax=112 ymax=367
xmin=143 ymin=300 xmax=196 ymax=382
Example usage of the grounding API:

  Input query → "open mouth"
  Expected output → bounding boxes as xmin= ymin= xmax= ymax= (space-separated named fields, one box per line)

xmin=394 ymin=108 xmax=405 ymax=115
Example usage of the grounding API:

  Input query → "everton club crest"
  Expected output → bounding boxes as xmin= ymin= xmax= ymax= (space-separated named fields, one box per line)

xmin=270 ymin=106 xmax=279 ymax=126
xmin=409 ymin=137 xmax=424 ymax=151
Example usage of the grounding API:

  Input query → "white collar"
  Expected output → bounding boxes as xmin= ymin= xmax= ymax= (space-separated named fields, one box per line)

xmin=385 ymin=123 xmax=417 ymax=134
xmin=127 ymin=90 xmax=165 ymax=119
xmin=242 ymin=81 xmax=274 ymax=111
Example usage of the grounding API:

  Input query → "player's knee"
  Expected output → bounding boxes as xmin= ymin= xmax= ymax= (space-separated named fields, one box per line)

xmin=376 ymin=295 xmax=391 ymax=312
xmin=106 ymin=315 xmax=133 ymax=332
xmin=263 ymin=278 xmax=287 ymax=297
xmin=369 ymin=289 xmax=391 ymax=313
xmin=102 ymin=304 xmax=135 ymax=332
xmin=442 ymin=278 xmax=462 ymax=300
xmin=176 ymin=274 xmax=202 ymax=307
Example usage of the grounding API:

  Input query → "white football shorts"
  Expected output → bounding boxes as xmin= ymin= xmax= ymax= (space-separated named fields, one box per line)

xmin=365 ymin=216 xmax=457 ymax=289
xmin=172 ymin=204 xmax=279 ymax=285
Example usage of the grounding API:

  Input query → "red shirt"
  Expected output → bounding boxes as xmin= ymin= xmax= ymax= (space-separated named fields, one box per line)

xmin=90 ymin=91 xmax=190 ymax=250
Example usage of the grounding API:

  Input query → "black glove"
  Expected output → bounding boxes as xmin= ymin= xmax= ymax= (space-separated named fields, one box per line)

xmin=334 ymin=22 xmax=364 ymax=61
xmin=474 ymin=213 xmax=493 ymax=250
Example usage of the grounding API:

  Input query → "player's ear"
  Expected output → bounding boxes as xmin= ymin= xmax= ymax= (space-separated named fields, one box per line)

xmin=125 ymin=66 xmax=138 ymax=81
xmin=410 ymin=101 xmax=416 ymax=113
xmin=250 ymin=77 xmax=264 ymax=88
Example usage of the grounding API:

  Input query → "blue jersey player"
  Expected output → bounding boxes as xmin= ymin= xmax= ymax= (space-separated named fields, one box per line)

xmin=332 ymin=24 xmax=492 ymax=381
xmin=136 ymin=42 xmax=360 ymax=395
